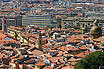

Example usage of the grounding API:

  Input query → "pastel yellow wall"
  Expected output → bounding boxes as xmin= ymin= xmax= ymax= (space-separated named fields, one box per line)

xmin=35 ymin=66 xmax=40 ymax=69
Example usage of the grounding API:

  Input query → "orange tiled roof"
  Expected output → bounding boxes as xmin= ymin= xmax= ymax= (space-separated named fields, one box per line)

xmin=43 ymin=66 xmax=53 ymax=69
xmin=69 ymin=46 xmax=79 ymax=51
xmin=79 ymin=46 xmax=88 ymax=50
xmin=75 ymin=53 xmax=85 ymax=58
xmin=35 ymin=62 xmax=45 ymax=66
xmin=43 ymin=54 xmax=52 ymax=58
xmin=84 ymin=51 xmax=92 ymax=55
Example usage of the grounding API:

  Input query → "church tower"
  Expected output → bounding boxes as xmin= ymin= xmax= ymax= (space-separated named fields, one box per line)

xmin=57 ymin=18 xmax=62 ymax=29
xmin=35 ymin=31 xmax=42 ymax=50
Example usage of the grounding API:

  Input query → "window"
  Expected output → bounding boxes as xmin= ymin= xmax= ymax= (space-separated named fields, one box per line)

xmin=88 ymin=23 xmax=90 ymax=25
xmin=10 ymin=20 xmax=12 ymax=22
xmin=40 ymin=40 xmax=41 ymax=44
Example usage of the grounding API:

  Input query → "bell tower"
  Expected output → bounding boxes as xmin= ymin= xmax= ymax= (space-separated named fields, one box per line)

xmin=57 ymin=18 xmax=62 ymax=29
xmin=35 ymin=31 xmax=42 ymax=50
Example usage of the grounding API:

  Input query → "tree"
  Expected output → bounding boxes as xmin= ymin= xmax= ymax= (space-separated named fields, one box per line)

xmin=0 ymin=25 xmax=2 ymax=30
xmin=47 ymin=26 xmax=54 ymax=30
xmin=73 ymin=26 xmax=80 ymax=30
xmin=75 ymin=51 xmax=104 ymax=69
xmin=83 ymin=27 xmax=88 ymax=34
xmin=20 ymin=25 xmax=26 ymax=27
xmin=65 ymin=25 xmax=71 ymax=29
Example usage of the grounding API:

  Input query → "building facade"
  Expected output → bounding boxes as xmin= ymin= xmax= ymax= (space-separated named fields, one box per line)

xmin=22 ymin=15 xmax=57 ymax=27
xmin=0 ymin=16 xmax=22 ymax=27
xmin=62 ymin=18 xmax=104 ymax=32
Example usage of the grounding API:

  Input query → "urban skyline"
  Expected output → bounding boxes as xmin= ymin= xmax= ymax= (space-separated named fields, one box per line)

xmin=0 ymin=0 xmax=104 ymax=69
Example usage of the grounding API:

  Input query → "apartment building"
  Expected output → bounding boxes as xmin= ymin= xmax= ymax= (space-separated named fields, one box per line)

xmin=22 ymin=14 xmax=56 ymax=27
xmin=62 ymin=18 xmax=104 ymax=32
xmin=0 ymin=16 xmax=22 ymax=27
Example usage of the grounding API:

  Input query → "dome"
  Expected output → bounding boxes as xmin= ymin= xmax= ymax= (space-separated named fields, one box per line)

xmin=90 ymin=24 xmax=102 ymax=38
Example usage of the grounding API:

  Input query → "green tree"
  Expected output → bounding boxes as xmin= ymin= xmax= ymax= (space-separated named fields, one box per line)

xmin=75 ymin=51 xmax=104 ymax=69
xmin=47 ymin=26 xmax=54 ymax=30
xmin=20 ymin=25 xmax=26 ymax=27
xmin=83 ymin=27 xmax=88 ymax=34
xmin=66 ymin=25 xmax=71 ymax=29
xmin=73 ymin=26 xmax=80 ymax=30
xmin=0 ymin=25 xmax=2 ymax=30
xmin=67 ymin=25 xmax=71 ymax=28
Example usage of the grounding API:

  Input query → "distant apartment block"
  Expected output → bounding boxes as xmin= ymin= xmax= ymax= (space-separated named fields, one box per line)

xmin=62 ymin=18 xmax=104 ymax=32
xmin=22 ymin=15 xmax=57 ymax=27
xmin=0 ymin=16 xmax=22 ymax=27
